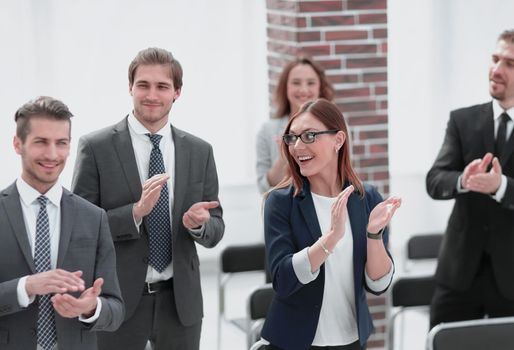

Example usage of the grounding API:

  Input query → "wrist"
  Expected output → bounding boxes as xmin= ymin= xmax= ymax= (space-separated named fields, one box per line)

xmin=367 ymin=228 xmax=384 ymax=240
xmin=318 ymin=237 xmax=333 ymax=257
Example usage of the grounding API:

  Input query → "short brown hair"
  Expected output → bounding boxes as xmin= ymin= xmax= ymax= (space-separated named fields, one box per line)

xmin=128 ymin=47 xmax=183 ymax=90
xmin=15 ymin=96 xmax=73 ymax=142
xmin=273 ymin=56 xmax=335 ymax=119
xmin=498 ymin=29 xmax=514 ymax=44
xmin=275 ymin=98 xmax=363 ymax=197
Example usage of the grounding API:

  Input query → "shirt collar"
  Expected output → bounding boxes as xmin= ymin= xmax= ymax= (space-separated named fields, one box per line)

xmin=16 ymin=177 xmax=63 ymax=208
xmin=128 ymin=112 xmax=172 ymax=139
xmin=492 ymin=99 xmax=514 ymax=121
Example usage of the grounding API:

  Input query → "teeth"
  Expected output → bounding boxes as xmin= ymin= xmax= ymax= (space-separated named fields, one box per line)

xmin=298 ymin=156 xmax=313 ymax=161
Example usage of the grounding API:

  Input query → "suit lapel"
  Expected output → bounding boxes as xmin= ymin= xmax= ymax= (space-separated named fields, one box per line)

xmin=172 ymin=126 xmax=191 ymax=224
xmin=481 ymin=102 xmax=495 ymax=156
xmin=297 ymin=184 xmax=322 ymax=242
xmin=113 ymin=117 xmax=143 ymax=202
xmin=1 ymin=184 xmax=36 ymax=273
xmin=347 ymin=190 xmax=367 ymax=294
xmin=57 ymin=190 xmax=75 ymax=268
xmin=347 ymin=191 xmax=367 ymax=259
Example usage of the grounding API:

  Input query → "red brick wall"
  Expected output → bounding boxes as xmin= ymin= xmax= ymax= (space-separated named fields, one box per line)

xmin=266 ymin=0 xmax=389 ymax=348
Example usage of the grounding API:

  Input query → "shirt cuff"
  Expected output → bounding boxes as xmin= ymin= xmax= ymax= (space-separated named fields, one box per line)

xmin=79 ymin=297 xmax=102 ymax=323
xmin=132 ymin=205 xmax=142 ymax=233
xmin=492 ymin=175 xmax=507 ymax=202
xmin=456 ymin=175 xmax=470 ymax=193
xmin=292 ymin=247 xmax=320 ymax=284
xmin=189 ymin=224 xmax=205 ymax=238
xmin=364 ymin=260 xmax=394 ymax=292
xmin=17 ymin=276 xmax=35 ymax=308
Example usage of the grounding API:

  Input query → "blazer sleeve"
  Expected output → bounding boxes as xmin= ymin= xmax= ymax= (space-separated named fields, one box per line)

xmin=190 ymin=144 xmax=224 ymax=248
xmin=72 ymin=136 xmax=140 ymax=242
xmin=256 ymin=123 xmax=272 ymax=194
xmin=363 ymin=186 xmax=394 ymax=295
xmin=0 ymin=278 xmax=24 ymax=317
xmin=426 ymin=112 xmax=465 ymax=200
xmin=86 ymin=210 xmax=124 ymax=331
xmin=264 ymin=190 xmax=305 ymax=298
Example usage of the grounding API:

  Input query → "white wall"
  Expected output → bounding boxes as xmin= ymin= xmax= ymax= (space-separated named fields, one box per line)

xmin=0 ymin=0 xmax=269 ymax=260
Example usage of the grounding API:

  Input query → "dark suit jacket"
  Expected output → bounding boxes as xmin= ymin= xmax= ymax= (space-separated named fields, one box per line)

xmin=71 ymin=117 xmax=224 ymax=326
xmin=426 ymin=102 xmax=514 ymax=299
xmin=0 ymin=184 xmax=124 ymax=350
xmin=261 ymin=181 xmax=392 ymax=350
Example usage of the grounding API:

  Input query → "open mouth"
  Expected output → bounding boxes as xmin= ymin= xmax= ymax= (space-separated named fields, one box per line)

xmin=298 ymin=155 xmax=314 ymax=163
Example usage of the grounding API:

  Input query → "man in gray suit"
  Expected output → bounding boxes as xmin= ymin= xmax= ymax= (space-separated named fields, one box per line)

xmin=0 ymin=96 xmax=124 ymax=350
xmin=72 ymin=48 xmax=225 ymax=350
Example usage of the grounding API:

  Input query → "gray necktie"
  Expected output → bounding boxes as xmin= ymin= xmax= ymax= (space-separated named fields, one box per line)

xmin=146 ymin=134 xmax=172 ymax=272
xmin=35 ymin=196 xmax=57 ymax=350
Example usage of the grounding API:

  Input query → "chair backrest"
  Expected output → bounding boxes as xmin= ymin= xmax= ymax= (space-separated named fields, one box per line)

xmin=246 ymin=284 xmax=274 ymax=347
xmin=426 ymin=316 xmax=514 ymax=350
xmin=407 ymin=233 xmax=443 ymax=260
xmin=248 ymin=284 xmax=274 ymax=320
xmin=391 ymin=275 xmax=437 ymax=308
xmin=221 ymin=243 xmax=266 ymax=273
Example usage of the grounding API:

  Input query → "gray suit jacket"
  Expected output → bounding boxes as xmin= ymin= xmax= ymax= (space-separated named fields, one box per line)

xmin=0 ymin=184 xmax=124 ymax=350
xmin=71 ymin=117 xmax=224 ymax=326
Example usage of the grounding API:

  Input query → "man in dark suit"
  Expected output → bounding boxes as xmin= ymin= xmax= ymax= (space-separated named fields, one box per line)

xmin=426 ymin=29 xmax=514 ymax=328
xmin=0 ymin=96 xmax=123 ymax=350
xmin=71 ymin=48 xmax=224 ymax=350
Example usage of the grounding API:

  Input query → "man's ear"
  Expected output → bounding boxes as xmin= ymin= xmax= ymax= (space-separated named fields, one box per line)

xmin=13 ymin=136 xmax=22 ymax=155
xmin=129 ymin=83 xmax=133 ymax=96
xmin=173 ymin=88 xmax=181 ymax=102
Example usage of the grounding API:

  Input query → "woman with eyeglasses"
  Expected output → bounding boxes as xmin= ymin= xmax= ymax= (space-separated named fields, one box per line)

xmin=256 ymin=56 xmax=335 ymax=194
xmin=260 ymin=99 xmax=401 ymax=350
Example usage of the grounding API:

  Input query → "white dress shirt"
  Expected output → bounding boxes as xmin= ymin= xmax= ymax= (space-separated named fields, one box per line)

xmin=291 ymin=192 xmax=393 ymax=346
xmin=127 ymin=113 xmax=204 ymax=282
xmin=15 ymin=178 xmax=101 ymax=326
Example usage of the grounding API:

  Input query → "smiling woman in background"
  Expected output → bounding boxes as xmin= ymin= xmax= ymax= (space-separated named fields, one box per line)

xmin=261 ymin=99 xmax=401 ymax=350
xmin=255 ymin=57 xmax=335 ymax=194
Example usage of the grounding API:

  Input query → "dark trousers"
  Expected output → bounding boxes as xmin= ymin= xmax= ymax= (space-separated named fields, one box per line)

xmin=266 ymin=340 xmax=363 ymax=350
xmin=98 ymin=281 xmax=202 ymax=350
xmin=430 ymin=255 xmax=514 ymax=328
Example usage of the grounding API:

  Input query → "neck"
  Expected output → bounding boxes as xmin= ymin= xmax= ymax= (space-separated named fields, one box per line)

xmin=133 ymin=112 xmax=169 ymax=134
xmin=309 ymin=173 xmax=342 ymax=197
xmin=21 ymin=174 xmax=54 ymax=195
xmin=497 ymin=99 xmax=514 ymax=111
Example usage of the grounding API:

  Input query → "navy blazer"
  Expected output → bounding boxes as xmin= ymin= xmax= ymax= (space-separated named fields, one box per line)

xmin=261 ymin=181 xmax=392 ymax=350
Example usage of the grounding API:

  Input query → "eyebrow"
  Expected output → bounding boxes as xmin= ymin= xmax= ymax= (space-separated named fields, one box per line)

xmin=288 ymin=127 xmax=321 ymax=134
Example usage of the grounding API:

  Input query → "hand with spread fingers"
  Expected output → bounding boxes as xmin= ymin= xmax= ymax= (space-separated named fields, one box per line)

xmin=330 ymin=185 xmax=354 ymax=242
xmin=367 ymin=196 xmax=402 ymax=234
xmin=51 ymin=278 xmax=104 ymax=319
xmin=133 ymin=174 xmax=170 ymax=222
xmin=182 ymin=201 xmax=219 ymax=230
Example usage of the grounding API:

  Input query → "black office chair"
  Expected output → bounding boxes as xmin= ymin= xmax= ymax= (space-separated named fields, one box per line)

xmin=217 ymin=244 xmax=267 ymax=350
xmin=388 ymin=233 xmax=443 ymax=350
xmin=246 ymin=284 xmax=274 ymax=348
xmin=426 ymin=316 xmax=514 ymax=350
xmin=404 ymin=233 xmax=443 ymax=271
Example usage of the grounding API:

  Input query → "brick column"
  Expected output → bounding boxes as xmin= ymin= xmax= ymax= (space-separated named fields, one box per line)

xmin=266 ymin=0 xmax=389 ymax=348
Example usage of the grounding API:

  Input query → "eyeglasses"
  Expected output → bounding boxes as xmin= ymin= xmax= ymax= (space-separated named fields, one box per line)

xmin=282 ymin=130 xmax=339 ymax=146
